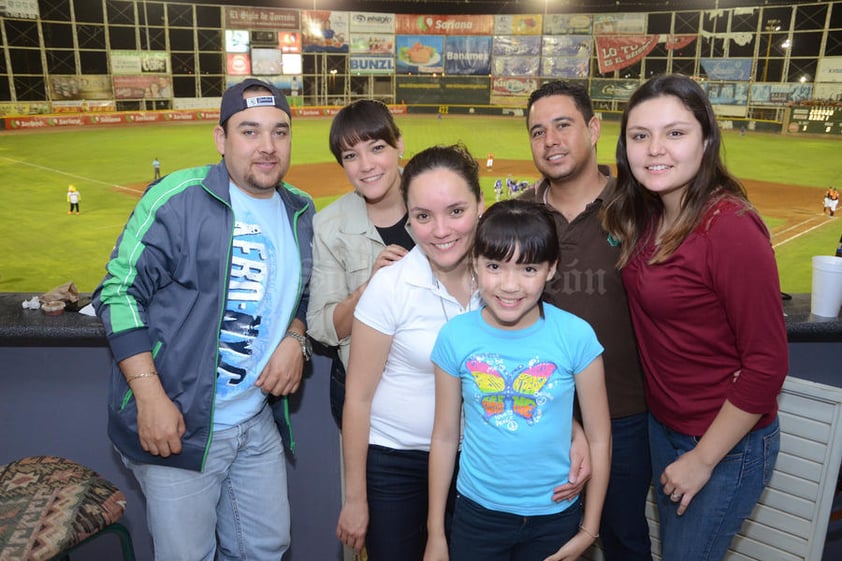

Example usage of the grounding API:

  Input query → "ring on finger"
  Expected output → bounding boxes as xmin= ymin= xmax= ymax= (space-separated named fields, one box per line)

xmin=670 ymin=490 xmax=682 ymax=500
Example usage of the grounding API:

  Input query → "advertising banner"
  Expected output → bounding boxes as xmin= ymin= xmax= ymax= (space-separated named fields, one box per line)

xmin=2 ymin=112 xmax=164 ymax=130
xmin=226 ymin=30 xmax=249 ymax=53
xmin=490 ymin=77 xmax=539 ymax=107
xmin=0 ymin=108 xmax=245 ymax=129
xmin=494 ymin=14 xmax=542 ymax=35
xmin=543 ymin=14 xmax=592 ymax=35
xmin=227 ymin=53 xmax=251 ymax=75
xmin=279 ymin=32 xmax=301 ymax=53
xmin=350 ymin=56 xmax=395 ymax=75
xmin=0 ymin=0 xmax=38 ymax=19
xmin=542 ymin=56 xmax=589 ymax=78
xmin=396 ymin=14 xmax=493 ymax=36
xmin=282 ymin=54 xmax=302 ymax=75
xmin=396 ymin=76 xmax=490 ymax=105
xmin=110 ymin=50 xmax=171 ymax=75
xmin=817 ymin=57 xmax=842 ymax=83
xmin=0 ymin=101 xmax=50 ymax=117
xmin=749 ymin=83 xmax=813 ymax=104
xmin=350 ymin=12 xmax=395 ymax=33
xmin=396 ymin=35 xmax=445 ymax=74
xmin=701 ymin=58 xmax=753 ymax=81
xmin=493 ymin=36 xmax=541 ymax=57
xmin=224 ymin=7 xmax=299 ymax=31
xmin=53 ymin=100 xmax=115 ymax=113
xmin=444 ymin=36 xmax=492 ymax=76
xmin=302 ymin=11 xmax=349 ymax=52
xmin=595 ymin=35 xmax=695 ymax=74
xmin=225 ymin=76 xmax=302 ymax=96
xmin=251 ymin=48 xmax=283 ymax=75
xmin=701 ymin=81 xmax=748 ymax=105
xmin=814 ymin=83 xmax=842 ymax=101
xmin=593 ymin=13 xmax=647 ymax=34
xmin=541 ymin=35 xmax=590 ymax=78
xmin=542 ymin=35 xmax=591 ymax=57
xmin=50 ymin=75 xmax=113 ymax=101
xmin=113 ymin=75 xmax=173 ymax=99
xmin=493 ymin=56 xmax=540 ymax=77
xmin=350 ymin=33 xmax=395 ymax=55
xmin=590 ymin=79 xmax=639 ymax=101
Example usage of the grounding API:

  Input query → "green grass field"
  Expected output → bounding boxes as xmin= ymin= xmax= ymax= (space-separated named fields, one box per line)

xmin=0 ymin=115 xmax=839 ymax=294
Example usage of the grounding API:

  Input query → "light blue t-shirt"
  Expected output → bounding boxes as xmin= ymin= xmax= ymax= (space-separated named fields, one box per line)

xmin=214 ymin=183 xmax=300 ymax=429
xmin=431 ymin=303 xmax=603 ymax=516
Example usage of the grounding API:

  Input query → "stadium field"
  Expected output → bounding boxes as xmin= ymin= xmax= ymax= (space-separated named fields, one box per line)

xmin=0 ymin=114 xmax=839 ymax=294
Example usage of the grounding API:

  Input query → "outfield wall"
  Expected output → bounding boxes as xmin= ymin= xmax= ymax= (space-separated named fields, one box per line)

xmin=0 ymin=103 xmax=784 ymax=134
xmin=2 ymin=0 xmax=842 ymax=139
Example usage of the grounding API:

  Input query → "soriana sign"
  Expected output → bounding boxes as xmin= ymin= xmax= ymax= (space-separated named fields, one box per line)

xmin=396 ymin=14 xmax=493 ymax=35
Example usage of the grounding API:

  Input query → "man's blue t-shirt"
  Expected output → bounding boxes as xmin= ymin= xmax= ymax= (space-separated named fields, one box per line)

xmin=214 ymin=184 xmax=300 ymax=429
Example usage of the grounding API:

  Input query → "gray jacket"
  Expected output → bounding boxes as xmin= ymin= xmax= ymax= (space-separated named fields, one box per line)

xmin=93 ymin=160 xmax=314 ymax=471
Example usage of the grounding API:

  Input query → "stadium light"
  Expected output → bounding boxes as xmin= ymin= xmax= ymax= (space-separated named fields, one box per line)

xmin=762 ymin=19 xmax=782 ymax=83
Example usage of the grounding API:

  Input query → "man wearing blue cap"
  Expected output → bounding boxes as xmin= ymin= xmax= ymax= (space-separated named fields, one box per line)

xmin=94 ymin=78 xmax=314 ymax=561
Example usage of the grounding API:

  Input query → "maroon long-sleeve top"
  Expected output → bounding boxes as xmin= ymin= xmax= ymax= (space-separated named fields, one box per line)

xmin=622 ymin=196 xmax=788 ymax=436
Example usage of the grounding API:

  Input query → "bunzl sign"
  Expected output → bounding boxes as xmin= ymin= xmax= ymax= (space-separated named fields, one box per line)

xmin=350 ymin=56 xmax=394 ymax=75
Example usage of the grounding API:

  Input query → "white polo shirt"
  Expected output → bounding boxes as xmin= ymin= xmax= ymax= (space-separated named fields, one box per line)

xmin=354 ymin=246 xmax=480 ymax=451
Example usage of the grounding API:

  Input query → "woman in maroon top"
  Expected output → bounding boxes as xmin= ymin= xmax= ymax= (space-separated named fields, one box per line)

xmin=602 ymin=74 xmax=788 ymax=561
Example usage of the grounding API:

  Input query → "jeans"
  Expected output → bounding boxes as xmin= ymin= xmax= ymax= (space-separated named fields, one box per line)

xmin=449 ymin=494 xmax=581 ymax=561
xmin=601 ymin=412 xmax=653 ymax=561
xmin=365 ymin=445 xmax=457 ymax=561
xmin=123 ymin=405 xmax=290 ymax=561
xmin=650 ymin=414 xmax=780 ymax=561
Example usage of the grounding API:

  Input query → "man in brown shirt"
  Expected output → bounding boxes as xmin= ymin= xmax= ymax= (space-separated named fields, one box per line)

xmin=519 ymin=81 xmax=652 ymax=561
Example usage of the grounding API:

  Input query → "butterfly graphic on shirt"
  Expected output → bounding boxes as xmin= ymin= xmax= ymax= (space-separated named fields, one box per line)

xmin=467 ymin=359 xmax=556 ymax=424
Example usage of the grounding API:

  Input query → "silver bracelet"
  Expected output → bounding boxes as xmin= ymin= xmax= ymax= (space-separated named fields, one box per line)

xmin=126 ymin=371 xmax=158 ymax=384
xmin=579 ymin=525 xmax=599 ymax=540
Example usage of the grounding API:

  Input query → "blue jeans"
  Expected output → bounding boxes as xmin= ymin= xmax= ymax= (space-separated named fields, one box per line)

xmin=449 ymin=494 xmax=581 ymax=561
xmin=365 ymin=445 xmax=457 ymax=561
xmin=601 ymin=412 xmax=653 ymax=561
xmin=650 ymin=414 xmax=780 ymax=561
xmin=123 ymin=405 xmax=290 ymax=561
xmin=365 ymin=445 xmax=428 ymax=561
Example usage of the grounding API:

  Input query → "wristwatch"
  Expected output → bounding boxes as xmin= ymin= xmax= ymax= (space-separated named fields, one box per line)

xmin=285 ymin=331 xmax=312 ymax=361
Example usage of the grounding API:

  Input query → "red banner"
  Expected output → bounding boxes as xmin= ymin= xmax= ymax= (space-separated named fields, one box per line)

xmin=2 ymin=106 xmax=410 ymax=130
xmin=595 ymin=35 xmax=696 ymax=74
xmin=396 ymin=14 xmax=493 ymax=35
xmin=665 ymin=35 xmax=696 ymax=50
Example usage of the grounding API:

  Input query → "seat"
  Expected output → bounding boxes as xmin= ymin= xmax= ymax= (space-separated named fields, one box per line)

xmin=0 ymin=456 xmax=135 ymax=561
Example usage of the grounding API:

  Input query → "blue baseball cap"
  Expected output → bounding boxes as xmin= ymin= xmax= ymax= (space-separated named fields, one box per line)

xmin=219 ymin=78 xmax=291 ymax=125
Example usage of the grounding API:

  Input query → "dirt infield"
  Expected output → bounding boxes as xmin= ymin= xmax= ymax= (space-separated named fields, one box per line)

xmin=286 ymin=159 xmax=823 ymax=245
xmin=127 ymin=158 xmax=823 ymax=246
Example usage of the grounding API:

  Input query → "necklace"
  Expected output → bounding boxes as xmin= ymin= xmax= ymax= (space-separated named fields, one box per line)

xmin=434 ymin=272 xmax=475 ymax=322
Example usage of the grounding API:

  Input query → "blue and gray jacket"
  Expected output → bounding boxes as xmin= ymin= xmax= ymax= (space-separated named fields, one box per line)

xmin=93 ymin=160 xmax=314 ymax=472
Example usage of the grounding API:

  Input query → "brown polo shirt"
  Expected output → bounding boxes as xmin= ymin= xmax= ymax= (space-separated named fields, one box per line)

xmin=520 ymin=178 xmax=647 ymax=418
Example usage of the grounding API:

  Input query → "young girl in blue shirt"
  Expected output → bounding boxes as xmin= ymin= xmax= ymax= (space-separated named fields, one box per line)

xmin=425 ymin=199 xmax=612 ymax=561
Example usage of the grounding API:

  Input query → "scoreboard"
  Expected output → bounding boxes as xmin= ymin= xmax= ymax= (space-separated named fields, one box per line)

xmin=787 ymin=106 xmax=842 ymax=136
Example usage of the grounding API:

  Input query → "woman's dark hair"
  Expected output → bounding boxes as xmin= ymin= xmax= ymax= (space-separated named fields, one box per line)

xmin=602 ymin=73 xmax=749 ymax=266
xmin=474 ymin=199 xmax=559 ymax=266
xmin=400 ymin=143 xmax=482 ymax=205
xmin=328 ymin=99 xmax=401 ymax=165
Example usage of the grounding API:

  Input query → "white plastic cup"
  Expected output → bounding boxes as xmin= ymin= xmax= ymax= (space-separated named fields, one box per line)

xmin=810 ymin=255 xmax=842 ymax=318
